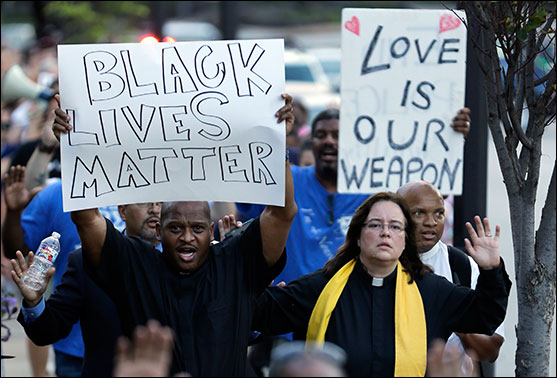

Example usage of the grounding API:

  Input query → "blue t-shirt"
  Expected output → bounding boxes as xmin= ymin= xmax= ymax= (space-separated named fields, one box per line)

xmin=237 ymin=165 xmax=369 ymax=284
xmin=21 ymin=179 xmax=124 ymax=358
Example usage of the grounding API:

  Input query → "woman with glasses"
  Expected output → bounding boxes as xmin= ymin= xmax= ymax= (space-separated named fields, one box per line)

xmin=253 ymin=192 xmax=511 ymax=377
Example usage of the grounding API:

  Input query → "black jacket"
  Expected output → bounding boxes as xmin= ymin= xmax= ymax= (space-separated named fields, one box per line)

xmin=18 ymin=248 xmax=121 ymax=377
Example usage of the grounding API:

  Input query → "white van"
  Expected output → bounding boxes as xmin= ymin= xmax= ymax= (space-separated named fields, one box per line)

xmin=161 ymin=20 xmax=222 ymax=42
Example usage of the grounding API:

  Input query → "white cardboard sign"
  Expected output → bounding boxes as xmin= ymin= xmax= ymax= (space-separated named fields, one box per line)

xmin=57 ymin=39 xmax=285 ymax=212
xmin=338 ymin=8 xmax=467 ymax=195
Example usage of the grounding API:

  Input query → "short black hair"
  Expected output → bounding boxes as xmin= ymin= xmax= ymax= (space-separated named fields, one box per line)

xmin=161 ymin=201 xmax=211 ymax=222
xmin=311 ymin=108 xmax=339 ymax=135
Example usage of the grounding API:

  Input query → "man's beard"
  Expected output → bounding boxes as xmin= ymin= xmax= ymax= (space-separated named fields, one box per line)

xmin=317 ymin=162 xmax=337 ymax=181
xmin=140 ymin=224 xmax=159 ymax=245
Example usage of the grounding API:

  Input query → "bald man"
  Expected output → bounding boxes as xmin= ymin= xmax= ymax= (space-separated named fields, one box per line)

xmin=398 ymin=180 xmax=505 ymax=377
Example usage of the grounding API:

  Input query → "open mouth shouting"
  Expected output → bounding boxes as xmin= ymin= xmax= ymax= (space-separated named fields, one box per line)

xmin=177 ymin=246 xmax=197 ymax=262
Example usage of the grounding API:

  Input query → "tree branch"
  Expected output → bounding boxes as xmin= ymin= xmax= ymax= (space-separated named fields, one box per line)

xmin=535 ymin=12 xmax=557 ymax=53
xmin=534 ymin=162 xmax=556 ymax=274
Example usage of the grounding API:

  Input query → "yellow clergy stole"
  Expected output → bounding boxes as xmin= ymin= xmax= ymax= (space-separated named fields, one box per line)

xmin=306 ymin=260 xmax=427 ymax=377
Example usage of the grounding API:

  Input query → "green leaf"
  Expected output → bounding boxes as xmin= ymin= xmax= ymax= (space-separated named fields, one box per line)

xmin=517 ymin=29 xmax=528 ymax=41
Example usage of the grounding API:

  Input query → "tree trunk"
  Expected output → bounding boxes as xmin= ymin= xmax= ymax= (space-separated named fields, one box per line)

xmin=515 ymin=165 xmax=557 ymax=376
xmin=514 ymin=244 xmax=556 ymax=377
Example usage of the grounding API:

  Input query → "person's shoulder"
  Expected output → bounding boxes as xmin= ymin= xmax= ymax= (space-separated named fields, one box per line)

xmin=292 ymin=268 xmax=328 ymax=287
xmin=418 ymin=270 xmax=453 ymax=289
xmin=290 ymin=164 xmax=314 ymax=178
xmin=213 ymin=217 xmax=260 ymax=254
xmin=38 ymin=177 xmax=62 ymax=193
xmin=24 ymin=179 xmax=62 ymax=210
xmin=68 ymin=247 xmax=83 ymax=262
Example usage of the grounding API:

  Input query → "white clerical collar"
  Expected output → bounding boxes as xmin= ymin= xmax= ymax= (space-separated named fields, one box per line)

xmin=420 ymin=240 xmax=447 ymax=261
xmin=372 ymin=277 xmax=384 ymax=287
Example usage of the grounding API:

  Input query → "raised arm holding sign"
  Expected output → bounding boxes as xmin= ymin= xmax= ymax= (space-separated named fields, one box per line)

xmin=52 ymin=88 xmax=297 ymax=376
xmin=56 ymin=39 xmax=287 ymax=212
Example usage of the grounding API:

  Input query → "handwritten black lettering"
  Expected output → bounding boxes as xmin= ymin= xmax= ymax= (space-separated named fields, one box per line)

xmin=438 ymin=158 xmax=461 ymax=190
xmin=117 ymin=151 xmax=150 ymax=188
xmin=341 ymin=158 xmax=369 ymax=190
xmin=70 ymin=155 xmax=114 ymax=199
xmin=195 ymin=45 xmax=226 ymax=89
xmin=361 ymin=25 xmax=390 ymax=75
xmin=181 ymin=147 xmax=216 ymax=181
xmin=98 ymin=109 xmax=121 ymax=146
xmin=121 ymin=104 xmax=157 ymax=143
xmin=421 ymin=163 xmax=439 ymax=184
xmin=249 ymin=142 xmax=275 ymax=185
xmin=354 ymin=115 xmax=376 ymax=144
xmin=159 ymin=105 xmax=191 ymax=142
xmin=415 ymin=39 xmax=437 ymax=63
xmin=422 ymin=119 xmax=448 ymax=151
xmin=405 ymin=157 xmax=424 ymax=182
xmin=390 ymin=37 xmax=410 ymax=58
xmin=388 ymin=120 xmax=418 ymax=150
xmin=370 ymin=157 xmax=385 ymax=188
xmin=190 ymin=91 xmax=231 ymax=141
xmin=120 ymin=49 xmax=158 ymax=98
xmin=137 ymin=148 xmax=178 ymax=184
xmin=67 ymin=109 xmax=100 ymax=146
xmin=83 ymin=51 xmax=125 ymax=106
xmin=400 ymin=81 xmax=435 ymax=109
xmin=228 ymin=42 xmax=272 ymax=97
xmin=219 ymin=145 xmax=249 ymax=182
xmin=438 ymin=39 xmax=460 ymax=64
xmin=161 ymin=46 xmax=198 ymax=94
xmin=412 ymin=81 xmax=435 ymax=110
xmin=386 ymin=156 xmax=404 ymax=188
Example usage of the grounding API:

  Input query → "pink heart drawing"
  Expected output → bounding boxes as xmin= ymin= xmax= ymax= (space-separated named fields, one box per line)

xmin=345 ymin=16 xmax=359 ymax=36
xmin=439 ymin=14 xmax=461 ymax=33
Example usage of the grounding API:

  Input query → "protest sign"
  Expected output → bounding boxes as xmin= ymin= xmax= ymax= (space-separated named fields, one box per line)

xmin=57 ymin=39 xmax=285 ymax=212
xmin=338 ymin=8 xmax=467 ymax=194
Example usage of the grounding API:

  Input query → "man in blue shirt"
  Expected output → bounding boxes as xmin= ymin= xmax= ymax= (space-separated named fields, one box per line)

xmin=238 ymin=109 xmax=369 ymax=285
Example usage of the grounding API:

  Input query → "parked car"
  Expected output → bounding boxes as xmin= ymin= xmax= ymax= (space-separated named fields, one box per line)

xmin=307 ymin=47 xmax=341 ymax=93
xmin=161 ymin=20 xmax=222 ymax=42
xmin=285 ymin=49 xmax=339 ymax=122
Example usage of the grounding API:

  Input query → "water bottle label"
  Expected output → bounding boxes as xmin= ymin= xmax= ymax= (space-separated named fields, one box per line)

xmin=37 ymin=243 xmax=57 ymax=262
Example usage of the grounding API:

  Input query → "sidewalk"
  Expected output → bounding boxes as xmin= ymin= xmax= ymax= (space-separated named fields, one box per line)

xmin=2 ymin=317 xmax=35 ymax=377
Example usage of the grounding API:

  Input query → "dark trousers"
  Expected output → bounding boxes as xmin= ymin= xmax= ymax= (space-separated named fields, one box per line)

xmin=54 ymin=350 xmax=83 ymax=377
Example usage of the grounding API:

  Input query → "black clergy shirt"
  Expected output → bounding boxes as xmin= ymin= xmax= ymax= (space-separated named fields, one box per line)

xmin=84 ymin=217 xmax=285 ymax=377
xmin=253 ymin=259 xmax=511 ymax=377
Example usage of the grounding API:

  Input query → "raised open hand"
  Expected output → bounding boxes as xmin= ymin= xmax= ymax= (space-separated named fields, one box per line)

xmin=11 ymin=250 xmax=55 ymax=307
xmin=113 ymin=320 xmax=175 ymax=377
xmin=276 ymin=93 xmax=295 ymax=137
xmin=2 ymin=165 xmax=42 ymax=212
xmin=464 ymin=216 xmax=501 ymax=269
xmin=218 ymin=214 xmax=243 ymax=241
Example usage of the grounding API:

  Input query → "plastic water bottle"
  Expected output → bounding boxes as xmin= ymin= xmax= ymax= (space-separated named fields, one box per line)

xmin=22 ymin=232 xmax=61 ymax=291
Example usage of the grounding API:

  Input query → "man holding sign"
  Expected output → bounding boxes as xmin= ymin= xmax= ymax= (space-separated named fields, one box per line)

xmin=52 ymin=91 xmax=297 ymax=376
